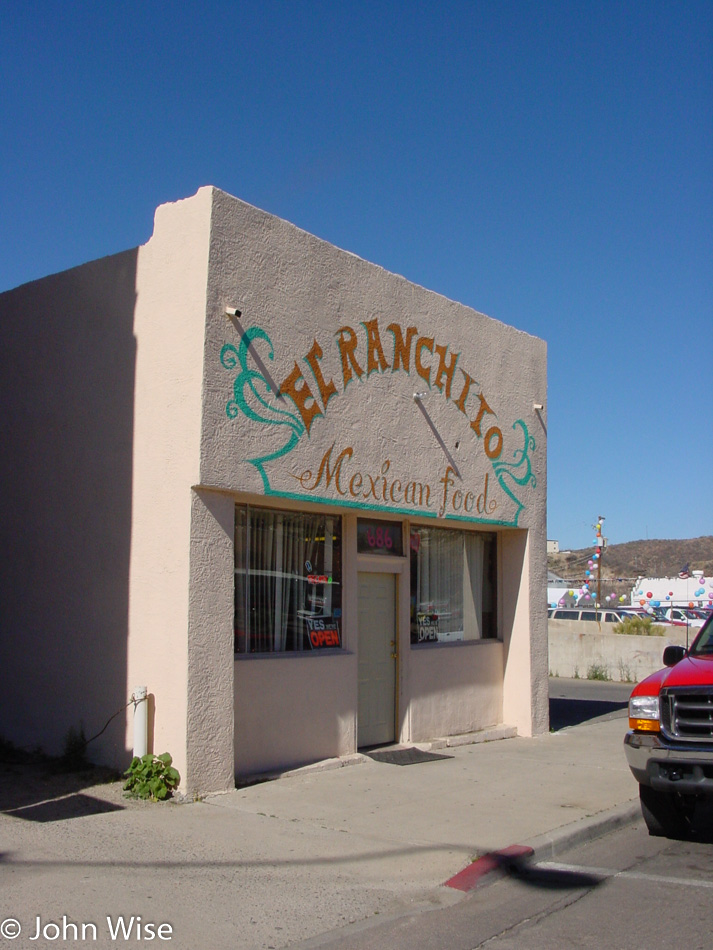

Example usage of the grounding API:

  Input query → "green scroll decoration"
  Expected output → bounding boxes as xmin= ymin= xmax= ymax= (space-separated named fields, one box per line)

xmin=492 ymin=419 xmax=536 ymax=523
xmin=220 ymin=327 xmax=305 ymax=492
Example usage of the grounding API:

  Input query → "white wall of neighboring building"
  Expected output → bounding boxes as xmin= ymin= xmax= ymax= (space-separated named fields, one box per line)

xmin=631 ymin=573 xmax=713 ymax=610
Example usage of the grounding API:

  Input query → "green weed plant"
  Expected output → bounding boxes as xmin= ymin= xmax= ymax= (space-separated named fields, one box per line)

xmin=613 ymin=616 xmax=664 ymax=636
xmin=123 ymin=752 xmax=180 ymax=801
xmin=587 ymin=664 xmax=611 ymax=681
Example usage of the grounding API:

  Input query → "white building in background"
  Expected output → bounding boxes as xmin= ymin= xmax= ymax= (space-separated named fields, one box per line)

xmin=0 ymin=187 xmax=548 ymax=795
xmin=631 ymin=572 xmax=713 ymax=610
xmin=547 ymin=571 xmax=579 ymax=608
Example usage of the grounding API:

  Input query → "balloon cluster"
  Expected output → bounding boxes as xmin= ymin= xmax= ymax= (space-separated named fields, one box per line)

xmin=577 ymin=521 xmax=604 ymax=604
xmin=634 ymin=575 xmax=713 ymax=612
xmin=636 ymin=590 xmax=659 ymax=614
xmin=704 ymin=576 xmax=713 ymax=606
xmin=557 ymin=519 xmax=608 ymax=608
xmin=693 ymin=580 xmax=711 ymax=601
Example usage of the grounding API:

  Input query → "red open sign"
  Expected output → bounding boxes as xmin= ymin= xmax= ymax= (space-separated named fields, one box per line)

xmin=309 ymin=628 xmax=340 ymax=648
xmin=306 ymin=617 xmax=341 ymax=649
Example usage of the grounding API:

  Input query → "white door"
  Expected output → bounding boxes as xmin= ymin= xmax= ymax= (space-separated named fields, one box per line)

xmin=357 ymin=572 xmax=397 ymax=747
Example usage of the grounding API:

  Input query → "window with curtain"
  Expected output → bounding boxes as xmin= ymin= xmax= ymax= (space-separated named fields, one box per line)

xmin=235 ymin=506 xmax=342 ymax=654
xmin=410 ymin=527 xmax=497 ymax=644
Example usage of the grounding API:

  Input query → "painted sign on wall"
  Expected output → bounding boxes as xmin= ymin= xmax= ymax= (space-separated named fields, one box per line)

xmin=220 ymin=315 xmax=537 ymax=526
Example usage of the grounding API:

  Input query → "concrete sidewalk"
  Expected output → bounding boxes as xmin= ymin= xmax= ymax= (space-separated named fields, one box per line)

xmin=0 ymin=713 xmax=638 ymax=950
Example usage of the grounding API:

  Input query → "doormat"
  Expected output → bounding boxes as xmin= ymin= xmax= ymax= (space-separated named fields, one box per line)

xmin=364 ymin=747 xmax=453 ymax=766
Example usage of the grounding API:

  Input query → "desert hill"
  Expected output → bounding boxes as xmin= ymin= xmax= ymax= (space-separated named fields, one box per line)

xmin=549 ymin=536 xmax=713 ymax=585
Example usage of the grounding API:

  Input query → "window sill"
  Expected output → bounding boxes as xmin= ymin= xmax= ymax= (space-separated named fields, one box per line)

xmin=235 ymin=649 xmax=353 ymax=660
xmin=411 ymin=637 xmax=501 ymax=649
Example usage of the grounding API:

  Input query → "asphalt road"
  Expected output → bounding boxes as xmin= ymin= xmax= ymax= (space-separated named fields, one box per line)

xmin=445 ymin=818 xmax=713 ymax=950
xmin=298 ymin=818 xmax=713 ymax=950
xmin=548 ymin=676 xmax=632 ymax=731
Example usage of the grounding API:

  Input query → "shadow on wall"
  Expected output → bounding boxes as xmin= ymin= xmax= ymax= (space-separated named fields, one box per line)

xmin=0 ymin=251 xmax=138 ymax=768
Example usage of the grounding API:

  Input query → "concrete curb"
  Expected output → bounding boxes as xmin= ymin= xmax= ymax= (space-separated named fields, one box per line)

xmin=524 ymin=798 xmax=641 ymax=862
xmin=292 ymin=799 xmax=644 ymax=949
xmin=431 ymin=724 xmax=518 ymax=749
xmin=443 ymin=797 xmax=641 ymax=893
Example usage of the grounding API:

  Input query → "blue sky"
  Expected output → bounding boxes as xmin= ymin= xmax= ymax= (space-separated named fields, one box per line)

xmin=2 ymin=1 xmax=711 ymax=550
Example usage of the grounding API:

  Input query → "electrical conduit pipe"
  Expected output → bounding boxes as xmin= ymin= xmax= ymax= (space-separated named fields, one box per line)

xmin=132 ymin=686 xmax=148 ymax=759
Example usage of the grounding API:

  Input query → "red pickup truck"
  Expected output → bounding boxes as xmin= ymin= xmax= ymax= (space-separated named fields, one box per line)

xmin=624 ymin=611 xmax=713 ymax=837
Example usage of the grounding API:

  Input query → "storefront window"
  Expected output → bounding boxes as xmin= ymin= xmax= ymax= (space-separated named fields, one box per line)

xmin=235 ymin=506 xmax=342 ymax=654
xmin=410 ymin=527 xmax=497 ymax=644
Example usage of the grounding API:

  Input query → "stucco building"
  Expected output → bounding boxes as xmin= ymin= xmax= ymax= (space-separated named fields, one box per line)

xmin=0 ymin=187 xmax=548 ymax=795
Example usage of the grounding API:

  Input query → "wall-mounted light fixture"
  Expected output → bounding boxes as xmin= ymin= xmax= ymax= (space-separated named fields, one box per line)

xmin=413 ymin=391 xmax=428 ymax=401
xmin=225 ymin=306 xmax=242 ymax=318
xmin=533 ymin=403 xmax=543 ymax=411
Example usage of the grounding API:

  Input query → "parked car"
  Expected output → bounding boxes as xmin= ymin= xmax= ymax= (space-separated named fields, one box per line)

xmin=624 ymin=611 xmax=713 ymax=836
xmin=548 ymin=608 xmax=635 ymax=623
xmin=652 ymin=606 xmax=705 ymax=629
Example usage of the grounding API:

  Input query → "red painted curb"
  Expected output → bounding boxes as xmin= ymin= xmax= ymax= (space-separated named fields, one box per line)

xmin=444 ymin=844 xmax=535 ymax=892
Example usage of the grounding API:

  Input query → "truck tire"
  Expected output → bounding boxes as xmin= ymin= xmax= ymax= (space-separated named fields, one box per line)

xmin=639 ymin=785 xmax=690 ymax=838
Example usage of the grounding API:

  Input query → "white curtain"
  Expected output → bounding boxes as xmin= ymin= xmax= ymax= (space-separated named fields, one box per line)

xmin=463 ymin=533 xmax=484 ymax=640
xmin=237 ymin=508 xmax=329 ymax=652
xmin=413 ymin=527 xmax=486 ymax=641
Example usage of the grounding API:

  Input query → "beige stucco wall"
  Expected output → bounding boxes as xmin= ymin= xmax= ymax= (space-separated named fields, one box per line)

xmin=501 ymin=529 xmax=549 ymax=736
xmin=0 ymin=190 xmax=213 ymax=787
xmin=0 ymin=252 xmax=138 ymax=764
xmin=0 ymin=186 xmax=547 ymax=793
xmin=127 ymin=189 xmax=213 ymax=791
xmin=200 ymin=189 xmax=547 ymax=531
xmin=234 ymin=654 xmax=357 ymax=778
xmin=408 ymin=641 xmax=504 ymax=739
xmin=197 ymin=188 xmax=548 ymax=778
xmin=185 ymin=490 xmax=235 ymax=792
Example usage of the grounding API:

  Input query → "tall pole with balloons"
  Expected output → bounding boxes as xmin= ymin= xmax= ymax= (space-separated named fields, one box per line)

xmin=556 ymin=517 xmax=630 ymax=612
xmin=563 ymin=515 xmax=626 ymax=611
xmin=582 ymin=516 xmax=605 ymax=608
xmin=591 ymin=517 xmax=627 ymax=611
xmin=595 ymin=516 xmax=604 ymax=608
xmin=580 ymin=516 xmax=603 ymax=606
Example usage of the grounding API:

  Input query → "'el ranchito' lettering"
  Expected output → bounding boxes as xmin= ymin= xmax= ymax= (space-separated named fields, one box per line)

xmin=277 ymin=318 xmax=504 ymax=460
